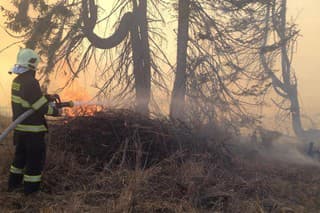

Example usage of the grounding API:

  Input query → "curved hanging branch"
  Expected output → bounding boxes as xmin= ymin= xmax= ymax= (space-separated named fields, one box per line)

xmin=82 ymin=0 xmax=135 ymax=49
xmin=82 ymin=0 xmax=151 ymax=115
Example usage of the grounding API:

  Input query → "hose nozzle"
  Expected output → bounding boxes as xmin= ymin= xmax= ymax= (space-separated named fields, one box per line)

xmin=56 ymin=101 xmax=74 ymax=108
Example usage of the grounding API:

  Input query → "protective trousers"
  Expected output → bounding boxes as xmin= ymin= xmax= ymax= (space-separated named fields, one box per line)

xmin=8 ymin=132 xmax=46 ymax=195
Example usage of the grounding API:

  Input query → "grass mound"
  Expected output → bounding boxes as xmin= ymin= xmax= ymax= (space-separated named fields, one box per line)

xmin=49 ymin=109 xmax=232 ymax=169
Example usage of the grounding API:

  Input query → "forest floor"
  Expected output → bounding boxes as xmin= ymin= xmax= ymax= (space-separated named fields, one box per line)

xmin=1 ymin=111 xmax=320 ymax=213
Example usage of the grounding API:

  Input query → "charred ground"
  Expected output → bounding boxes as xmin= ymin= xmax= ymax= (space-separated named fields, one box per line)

xmin=1 ymin=110 xmax=320 ymax=212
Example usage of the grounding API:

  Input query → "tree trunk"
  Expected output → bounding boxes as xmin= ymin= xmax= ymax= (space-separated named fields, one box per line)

xmin=289 ymin=86 xmax=304 ymax=137
xmin=260 ymin=0 xmax=305 ymax=138
xmin=170 ymin=0 xmax=190 ymax=119
xmin=133 ymin=0 xmax=151 ymax=115
xmin=278 ymin=0 xmax=304 ymax=138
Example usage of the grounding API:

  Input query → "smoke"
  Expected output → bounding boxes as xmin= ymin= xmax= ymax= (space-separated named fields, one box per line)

xmin=73 ymin=100 xmax=97 ymax=107
xmin=257 ymin=136 xmax=320 ymax=166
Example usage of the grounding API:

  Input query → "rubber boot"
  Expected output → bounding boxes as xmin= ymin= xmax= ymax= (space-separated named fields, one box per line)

xmin=24 ymin=182 xmax=41 ymax=196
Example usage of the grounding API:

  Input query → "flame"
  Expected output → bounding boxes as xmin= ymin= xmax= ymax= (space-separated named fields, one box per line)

xmin=64 ymin=104 xmax=104 ymax=117
xmin=59 ymin=86 xmax=104 ymax=117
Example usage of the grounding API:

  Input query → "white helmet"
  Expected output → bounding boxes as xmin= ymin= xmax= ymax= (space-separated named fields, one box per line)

xmin=16 ymin=48 xmax=40 ymax=70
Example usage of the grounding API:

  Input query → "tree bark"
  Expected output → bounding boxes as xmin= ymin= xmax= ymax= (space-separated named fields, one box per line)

xmin=170 ymin=0 xmax=190 ymax=119
xmin=131 ymin=0 xmax=151 ymax=115
xmin=289 ymin=86 xmax=304 ymax=137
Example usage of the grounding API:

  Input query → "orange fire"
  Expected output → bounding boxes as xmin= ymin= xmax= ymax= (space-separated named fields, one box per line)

xmin=63 ymin=104 xmax=104 ymax=117
xmin=59 ymin=87 xmax=104 ymax=117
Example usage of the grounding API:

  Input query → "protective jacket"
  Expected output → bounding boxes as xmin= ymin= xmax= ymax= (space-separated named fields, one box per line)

xmin=11 ymin=70 xmax=55 ymax=132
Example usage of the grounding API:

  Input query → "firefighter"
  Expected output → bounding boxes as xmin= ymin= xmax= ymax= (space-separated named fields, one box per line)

xmin=7 ymin=48 xmax=60 ymax=195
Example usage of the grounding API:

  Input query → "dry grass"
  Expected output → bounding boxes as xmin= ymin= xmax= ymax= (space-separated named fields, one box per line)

xmin=0 ymin=115 xmax=15 ymax=212
xmin=1 ymin=111 xmax=320 ymax=212
xmin=0 ymin=114 xmax=14 ymax=174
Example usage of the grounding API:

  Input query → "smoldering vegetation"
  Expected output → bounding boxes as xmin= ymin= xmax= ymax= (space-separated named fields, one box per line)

xmin=237 ymin=134 xmax=320 ymax=167
xmin=260 ymin=136 xmax=319 ymax=166
xmin=1 ymin=110 xmax=320 ymax=212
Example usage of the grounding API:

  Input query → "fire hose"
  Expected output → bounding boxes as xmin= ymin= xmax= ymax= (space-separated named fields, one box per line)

xmin=0 ymin=95 xmax=73 ymax=143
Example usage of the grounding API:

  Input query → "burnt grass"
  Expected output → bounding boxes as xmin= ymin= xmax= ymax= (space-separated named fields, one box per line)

xmin=1 ymin=109 xmax=320 ymax=212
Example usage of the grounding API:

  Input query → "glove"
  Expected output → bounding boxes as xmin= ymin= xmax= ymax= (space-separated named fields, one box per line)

xmin=52 ymin=106 xmax=62 ymax=117
xmin=48 ymin=102 xmax=62 ymax=117
xmin=45 ymin=94 xmax=60 ymax=102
